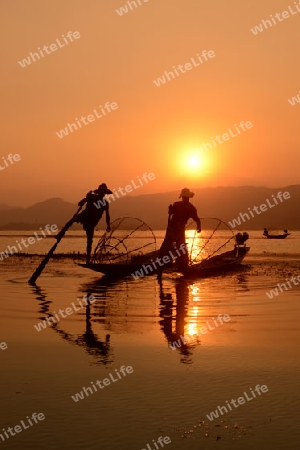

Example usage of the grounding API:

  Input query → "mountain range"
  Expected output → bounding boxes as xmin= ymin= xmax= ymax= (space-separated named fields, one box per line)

xmin=0 ymin=185 xmax=299 ymax=230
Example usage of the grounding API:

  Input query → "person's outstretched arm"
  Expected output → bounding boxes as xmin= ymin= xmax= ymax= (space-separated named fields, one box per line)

xmin=78 ymin=190 xmax=93 ymax=206
xmin=190 ymin=207 xmax=201 ymax=233
xmin=78 ymin=197 xmax=87 ymax=206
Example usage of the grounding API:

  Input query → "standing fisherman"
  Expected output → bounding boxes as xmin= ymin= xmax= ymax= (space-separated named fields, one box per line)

xmin=159 ymin=188 xmax=201 ymax=272
xmin=75 ymin=183 xmax=112 ymax=264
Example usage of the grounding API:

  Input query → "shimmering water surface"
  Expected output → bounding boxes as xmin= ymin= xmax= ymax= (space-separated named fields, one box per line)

xmin=0 ymin=231 xmax=300 ymax=449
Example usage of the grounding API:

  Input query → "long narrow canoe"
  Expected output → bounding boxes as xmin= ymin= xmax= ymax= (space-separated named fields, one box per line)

xmin=78 ymin=246 xmax=250 ymax=278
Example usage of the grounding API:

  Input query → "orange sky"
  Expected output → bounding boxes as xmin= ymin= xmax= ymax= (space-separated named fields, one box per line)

xmin=1 ymin=0 xmax=300 ymax=206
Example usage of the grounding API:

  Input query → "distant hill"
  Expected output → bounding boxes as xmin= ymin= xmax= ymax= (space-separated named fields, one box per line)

xmin=0 ymin=203 xmax=14 ymax=211
xmin=0 ymin=222 xmax=48 ymax=231
xmin=0 ymin=186 xmax=299 ymax=230
xmin=0 ymin=198 xmax=76 ymax=229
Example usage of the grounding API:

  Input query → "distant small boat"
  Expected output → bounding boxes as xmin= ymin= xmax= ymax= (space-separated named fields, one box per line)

xmin=263 ymin=228 xmax=290 ymax=239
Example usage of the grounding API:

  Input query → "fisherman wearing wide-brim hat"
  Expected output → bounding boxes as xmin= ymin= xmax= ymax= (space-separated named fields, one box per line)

xmin=75 ymin=183 xmax=113 ymax=265
xmin=93 ymin=183 xmax=112 ymax=196
xmin=159 ymin=188 xmax=201 ymax=272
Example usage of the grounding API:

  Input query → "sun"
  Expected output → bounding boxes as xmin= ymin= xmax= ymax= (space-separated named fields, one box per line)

xmin=173 ymin=147 xmax=210 ymax=180
xmin=184 ymin=151 xmax=206 ymax=174
xmin=187 ymin=153 xmax=201 ymax=168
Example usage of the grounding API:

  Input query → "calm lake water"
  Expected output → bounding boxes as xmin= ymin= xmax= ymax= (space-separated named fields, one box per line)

xmin=0 ymin=230 xmax=299 ymax=449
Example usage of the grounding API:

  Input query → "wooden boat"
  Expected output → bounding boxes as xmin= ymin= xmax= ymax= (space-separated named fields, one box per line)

xmin=78 ymin=218 xmax=250 ymax=279
xmin=78 ymin=245 xmax=250 ymax=278
xmin=263 ymin=228 xmax=290 ymax=239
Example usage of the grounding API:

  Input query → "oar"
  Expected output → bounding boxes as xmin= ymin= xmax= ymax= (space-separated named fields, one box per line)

xmin=28 ymin=206 xmax=83 ymax=284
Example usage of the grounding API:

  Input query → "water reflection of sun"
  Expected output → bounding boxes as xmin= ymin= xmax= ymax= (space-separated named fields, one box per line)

xmin=186 ymin=284 xmax=203 ymax=337
xmin=185 ymin=230 xmax=208 ymax=263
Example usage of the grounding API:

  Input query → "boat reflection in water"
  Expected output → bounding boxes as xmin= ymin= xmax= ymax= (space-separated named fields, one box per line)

xmin=30 ymin=267 xmax=249 ymax=367
xmin=158 ymin=269 xmax=249 ymax=364
xmin=30 ymin=283 xmax=113 ymax=366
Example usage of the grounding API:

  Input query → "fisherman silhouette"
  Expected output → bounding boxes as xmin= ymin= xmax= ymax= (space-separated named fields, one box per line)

xmin=75 ymin=183 xmax=113 ymax=264
xmin=263 ymin=228 xmax=269 ymax=237
xmin=159 ymin=188 xmax=201 ymax=272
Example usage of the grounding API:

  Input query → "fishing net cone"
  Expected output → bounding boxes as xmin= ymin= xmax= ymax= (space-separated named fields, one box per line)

xmin=92 ymin=217 xmax=157 ymax=265
xmin=185 ymin=217 xmax=236 ymax=266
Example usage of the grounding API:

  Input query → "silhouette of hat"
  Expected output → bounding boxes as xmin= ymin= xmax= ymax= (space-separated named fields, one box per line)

xmin=179 ymin=188 xmax=194 ymax=198
xmin=94 ymin=183 xmax=113 ymax=195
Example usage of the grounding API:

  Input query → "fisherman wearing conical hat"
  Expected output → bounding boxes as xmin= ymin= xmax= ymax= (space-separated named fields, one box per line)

xmin=159 ymin=188 xmax=201 ymax=272
xmin=76 ymin=183 xmax=112 ymax=265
